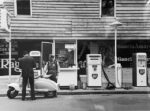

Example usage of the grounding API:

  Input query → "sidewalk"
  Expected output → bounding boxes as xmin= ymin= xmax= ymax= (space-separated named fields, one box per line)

xmin=0 ymin=75 xmax=150 ymax=97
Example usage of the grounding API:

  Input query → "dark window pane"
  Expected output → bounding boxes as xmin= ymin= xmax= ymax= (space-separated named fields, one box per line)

xmin=17 ymin=0 xmax=30 ymax=15
xmin=102 ymin=0 xmax=114 ymax=17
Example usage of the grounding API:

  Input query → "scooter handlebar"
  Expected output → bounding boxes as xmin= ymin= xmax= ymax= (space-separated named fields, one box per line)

xmin=42 ymin=74 xmax=52 ymax=79
xmin=34 ymin=74 xmax=52 ymax=79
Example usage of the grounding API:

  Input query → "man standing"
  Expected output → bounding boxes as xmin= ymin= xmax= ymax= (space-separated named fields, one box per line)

xmin=19 ymin=51 xmax=36 ymax=100
xmin=44 ymin=55 xmax=59 ymax=83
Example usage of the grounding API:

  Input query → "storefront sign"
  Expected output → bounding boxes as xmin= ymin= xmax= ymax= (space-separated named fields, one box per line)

xmin=0 ymin=39 xmax=19 ymax=75
xmin=118 ymin=44 xmax=150 ymax=49
xmin=0 ymin=0 xmax=4 ymax=5
xmin=0 ymin=58 xmax=20 ymax=72
xmin=117 ymin=57 xmax=132 ymax=62
xmin=65 ymin=44 xmax=75 ymax=49
xmin=0 ymin=40 xmax=18 ymax=56
xmin=0 ymin=58 xmax=20 ymax=75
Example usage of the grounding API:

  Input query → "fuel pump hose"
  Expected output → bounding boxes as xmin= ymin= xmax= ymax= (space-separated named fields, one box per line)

xmin=101 ymin=65 xmax=116 ymax=90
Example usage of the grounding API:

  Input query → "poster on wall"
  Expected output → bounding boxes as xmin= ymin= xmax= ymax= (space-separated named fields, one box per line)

xmin=0 ymin=40 xmax=20 ymax=76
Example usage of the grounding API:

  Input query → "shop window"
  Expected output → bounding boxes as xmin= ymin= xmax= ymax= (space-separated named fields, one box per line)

xmin=15 ymin=0 xmax=31 ymax=15
xmin=55 ymin=42 xmax=76 ymax=68
xmin=100 ymin=0 xmax=115 ymax=17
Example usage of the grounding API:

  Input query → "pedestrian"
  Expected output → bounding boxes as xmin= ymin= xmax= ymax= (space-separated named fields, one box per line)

xmin=19 ymin=51 xmax=36 ymax=101
xmin=44 ymin=54 xmax=59 ymax=83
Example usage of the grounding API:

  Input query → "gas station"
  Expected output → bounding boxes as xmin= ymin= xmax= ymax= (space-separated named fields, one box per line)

xmin=0 ymin=0 xmax=150 ymax=90
xmin=0 ymin=14 xmax=149 ymax=89
xmin=25 ymin=43 xmax=149 ymax=89
xmin=1 ymin=1 xmax=150 ymax=110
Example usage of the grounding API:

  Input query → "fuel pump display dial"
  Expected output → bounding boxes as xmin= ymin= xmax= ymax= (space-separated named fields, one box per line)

xmin=92 ymin=65 xmax=97 ymax=71
xmin=137 ymin=55 xmax=146 ymax=67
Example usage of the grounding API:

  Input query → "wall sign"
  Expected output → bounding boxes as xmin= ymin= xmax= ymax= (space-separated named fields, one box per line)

xmin=0 ymin=40 xmax=18 ymax=56
xmin=0 ymin=8 xmax=11 ymax=32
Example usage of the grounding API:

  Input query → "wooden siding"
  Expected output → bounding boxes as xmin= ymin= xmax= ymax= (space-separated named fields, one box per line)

xmin=0 ymin=8 xmax=1 ymax=28
xmin=0 ymin=0 xmax=150 ymax=40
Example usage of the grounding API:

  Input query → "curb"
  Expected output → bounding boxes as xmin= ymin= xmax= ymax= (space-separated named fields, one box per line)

xmin=1 ymin=90 xmax=150 ymax=97
xmin=57 ymin=90 xmax=150 ymax=95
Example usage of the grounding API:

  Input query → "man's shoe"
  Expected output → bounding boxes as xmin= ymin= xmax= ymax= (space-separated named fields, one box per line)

xmin=31 ymin=98 xmax=36 ymax=100
xmin=22 ymin=98 xmax=25 ymax=101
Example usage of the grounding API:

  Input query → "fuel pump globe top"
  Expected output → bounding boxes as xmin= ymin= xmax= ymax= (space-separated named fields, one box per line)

xmin=29 ymin=51 xmax=41 ymax=57
xmin=86 ymin=54 xmax=102 ymax=87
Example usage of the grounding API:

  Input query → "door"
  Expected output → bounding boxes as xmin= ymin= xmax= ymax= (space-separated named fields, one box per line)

xmin=41 ymin=42 xmax=53 ymax=68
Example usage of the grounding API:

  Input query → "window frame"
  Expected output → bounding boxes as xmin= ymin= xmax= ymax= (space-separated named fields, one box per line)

xmin=55 ymin=40 xmax=77 ymax=68
xmin=14 ymin=0 xmax=32 ymax=16
xmin=99 ymin=0 xmax=116 ymax=18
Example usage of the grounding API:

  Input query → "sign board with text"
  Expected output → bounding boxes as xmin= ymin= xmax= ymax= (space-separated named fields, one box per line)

xmin=0 ymin=8 xmax=10 ymax=32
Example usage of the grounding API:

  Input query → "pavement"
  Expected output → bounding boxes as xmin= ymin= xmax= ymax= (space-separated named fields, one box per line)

xmin=0 ymin=75 xmax=150 ymax=97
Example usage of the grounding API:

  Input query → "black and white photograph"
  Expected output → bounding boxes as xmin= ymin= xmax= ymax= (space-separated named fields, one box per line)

xmin=0 ymin=0 xmax=150 ymax=111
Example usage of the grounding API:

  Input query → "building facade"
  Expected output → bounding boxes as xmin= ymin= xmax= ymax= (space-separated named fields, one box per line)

xmin=0 ymin=0 xmax=150 ymax=78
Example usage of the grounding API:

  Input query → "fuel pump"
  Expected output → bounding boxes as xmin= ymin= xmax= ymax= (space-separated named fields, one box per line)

xmin=132 ymin=53 xmax=147 ymax=86
xmin=29 ymin=51 xmax=41 ymax=77
xmin=86 ymin=54 xmax=102 ymax=87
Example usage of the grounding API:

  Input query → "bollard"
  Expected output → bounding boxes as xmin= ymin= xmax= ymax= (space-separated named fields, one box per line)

xmin=69 ymin=84 xmax=75 ymax=90
xmin=115 ymin=63 xmax=122 ymax=88
xmin=82 ymin=82 xmax=87 ymax=90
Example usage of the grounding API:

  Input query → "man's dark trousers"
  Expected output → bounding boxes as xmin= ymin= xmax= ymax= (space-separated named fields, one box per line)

xmin=19 ymin=54 xmax=36 ymax=100
xmin=22 ymin=75 xmax=35 ymax=100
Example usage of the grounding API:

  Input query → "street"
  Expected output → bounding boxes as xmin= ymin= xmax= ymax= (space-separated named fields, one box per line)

xmin=0 ymin=94 xmax=150 ymax=111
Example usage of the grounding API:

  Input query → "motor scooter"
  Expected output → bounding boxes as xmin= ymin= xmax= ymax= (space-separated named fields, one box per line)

xmin=7 ymin=50 xmax=59 ymax=99
xmin=7 ymin=72 xmax=59 ymax=99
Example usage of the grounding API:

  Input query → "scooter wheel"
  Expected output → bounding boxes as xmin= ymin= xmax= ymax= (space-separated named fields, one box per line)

xmin=52 ymin=91 xmax=57 ymax=97
xmin=44 ymin=91 xmax=52 ymax=98
xmin=7 ymin=87 xmax=19 ymax=99
xmin=44 ymin=92 xmax=49 ymax=98
xmin=44 ymin=91 xmax=57 ymax=98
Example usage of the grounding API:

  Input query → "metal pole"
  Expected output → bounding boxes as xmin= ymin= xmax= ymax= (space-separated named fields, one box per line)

xmin=53 ymin=39 xmax=55 ymax=56
xmin=9 ymin=27 xmax=11 ymax=83
xmin=114 ymin=27 xmax=117 ymax=83
xmin=41 ymin=42 xmax=43 ymax=75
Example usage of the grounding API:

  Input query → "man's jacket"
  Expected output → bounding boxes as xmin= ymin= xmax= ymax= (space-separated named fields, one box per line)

xmin=19 ymin=56 xmax=36 ymax=77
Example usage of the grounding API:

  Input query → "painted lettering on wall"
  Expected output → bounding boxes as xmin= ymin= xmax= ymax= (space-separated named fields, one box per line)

xmin=118 ymin=44 xmax=150 ymax=49
xmin=78 ymin=60 xmax=86 ymax=69
xmin=0 ymin=40 xmax=18 ymax=56
xmin=0 ymin=58 xmax=20 ymax=72
xmin=117 ymin=57 xmax=132 ymax=62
